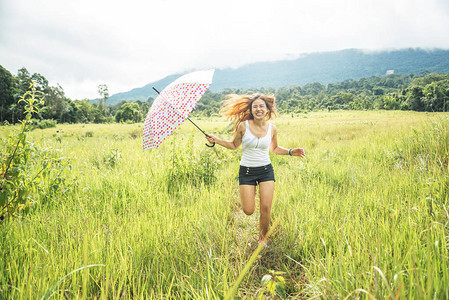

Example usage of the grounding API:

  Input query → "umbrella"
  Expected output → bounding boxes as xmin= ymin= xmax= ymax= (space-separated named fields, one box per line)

xmin=143 ymin=69 xmax=215 ymax=150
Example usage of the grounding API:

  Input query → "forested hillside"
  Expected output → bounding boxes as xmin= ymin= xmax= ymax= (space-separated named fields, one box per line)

xmin=107 ymin=48 xmax=449 ymax=104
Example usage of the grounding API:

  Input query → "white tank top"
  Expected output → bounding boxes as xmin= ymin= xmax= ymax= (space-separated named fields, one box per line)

xmin=240 ymin=120 xmax=272 ymax=167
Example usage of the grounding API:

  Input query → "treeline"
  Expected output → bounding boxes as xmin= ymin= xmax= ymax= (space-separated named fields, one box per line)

xmin=195 ymin=72 xmax=449 ymax=115
xmin=1 ymin=65 xmax=448 ymax=126
xmin=1 ymin=66 xmax=95 ymax=124
xmin=0 ymin=66 xmax=154 ymax=125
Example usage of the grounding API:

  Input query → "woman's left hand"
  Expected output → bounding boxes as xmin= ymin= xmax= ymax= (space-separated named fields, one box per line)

xmin=290 ymin=148 xmax=306 ymax=158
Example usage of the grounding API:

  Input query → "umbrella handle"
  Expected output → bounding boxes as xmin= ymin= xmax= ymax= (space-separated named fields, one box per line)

xmin=205 ymin=134 xmax=215 ymax=147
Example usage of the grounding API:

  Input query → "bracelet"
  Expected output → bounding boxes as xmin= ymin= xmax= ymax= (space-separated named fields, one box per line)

xmin=288 ymin=149 xmax=292 ymax=156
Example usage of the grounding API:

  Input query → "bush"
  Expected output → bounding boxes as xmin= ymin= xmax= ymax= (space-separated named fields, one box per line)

xmin=0 ymin=82 xmax=70 ymax=221
xmin=91 ymin=148 xmax=122 ymax=169
xmin=30 ymin=119 xmax=57 ymax=130
xmin=166 ymin=146 xmax=223 ymax=193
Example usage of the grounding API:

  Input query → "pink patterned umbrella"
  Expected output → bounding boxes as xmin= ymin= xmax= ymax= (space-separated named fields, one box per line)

xmin=143 ymin=69 xmax=215 ymax=150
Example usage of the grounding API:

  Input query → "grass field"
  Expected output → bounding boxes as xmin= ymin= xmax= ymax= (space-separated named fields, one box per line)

xmin=1 ymin=110 xmax=448 ymax=299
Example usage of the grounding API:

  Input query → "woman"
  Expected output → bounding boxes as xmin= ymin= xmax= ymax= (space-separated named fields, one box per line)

xmin=205 ymin=93 xmax=305 ymax=242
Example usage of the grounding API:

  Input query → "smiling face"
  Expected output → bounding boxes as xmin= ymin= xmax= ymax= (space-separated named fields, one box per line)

xmin=251 ymin=98 xmax=269 ymax=120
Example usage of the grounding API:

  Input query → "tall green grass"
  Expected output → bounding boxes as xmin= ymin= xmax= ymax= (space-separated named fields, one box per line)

xmin=0 ymin=111 xmax=448 ymax=299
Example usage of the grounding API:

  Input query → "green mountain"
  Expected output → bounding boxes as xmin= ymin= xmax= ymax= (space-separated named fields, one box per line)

xmin=107 ymin=48 xmax=449 ymax=105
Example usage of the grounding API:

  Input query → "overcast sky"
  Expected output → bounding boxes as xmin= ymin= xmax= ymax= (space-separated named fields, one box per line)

xmin=1 ymin=0 xmax=449 ymax=100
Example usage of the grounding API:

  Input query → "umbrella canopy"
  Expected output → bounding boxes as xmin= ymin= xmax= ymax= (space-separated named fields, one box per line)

xmin=143 ymin=69 xmax=215 ymax=150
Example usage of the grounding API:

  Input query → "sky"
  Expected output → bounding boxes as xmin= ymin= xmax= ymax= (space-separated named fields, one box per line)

xmin=1 ymin=0 xmax=449 ymax=100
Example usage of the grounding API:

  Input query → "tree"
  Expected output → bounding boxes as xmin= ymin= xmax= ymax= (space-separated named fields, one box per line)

xmin=373 ymin=87 xmax=385 ymax=95
xmin=329 ymin=92 xmax=354 ymax=109
xmin=31 ymin=73 xmax=49 ymax=92
xmin=73 ymin=100 xmax=97 ymax=123
xmin=16 ymin=67 xmax=32 ymax=97
xmin=97 ymin=84 xmax=109 ymax=112
xmin=13 ymin=68 xmax=51 ymax=121
xmin=422 ymin=80 xmax=449 ymax=112
xmin=302 ymin=82 xmax=325 ymax=95
xmin=0 ymin=65 xmax=16 ymax=123
xmin=115 ymin=102 xmax=142 ymax=123
xmin=140 ymin=102 xmax=150 ymax=116
xmin=42 ymin=85 xmax=71 ymax=122
xmin=378 ymin=94 xmax=401 ymax=110
xmin=406 ymin=86 xmax=425 ymax=111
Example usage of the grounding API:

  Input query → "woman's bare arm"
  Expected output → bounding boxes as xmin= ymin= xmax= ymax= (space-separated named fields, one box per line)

xmin=205 ymin=122 xmax=244 ymax=150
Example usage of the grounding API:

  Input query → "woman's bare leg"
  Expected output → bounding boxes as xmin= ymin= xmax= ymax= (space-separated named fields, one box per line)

xmin=258 ymin=181 xmax=274 ymax=241
xmin=239 ymin=185 xmax=256 ymax=215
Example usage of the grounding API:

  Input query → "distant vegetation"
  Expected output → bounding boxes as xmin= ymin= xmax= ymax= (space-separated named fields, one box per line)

xmin=1 ymin=65 xmax=448 ymax=126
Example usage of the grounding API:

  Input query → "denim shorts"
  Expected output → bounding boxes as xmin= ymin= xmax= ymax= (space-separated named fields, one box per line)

xmin=238 ymin=164 xmax=275 ymax=186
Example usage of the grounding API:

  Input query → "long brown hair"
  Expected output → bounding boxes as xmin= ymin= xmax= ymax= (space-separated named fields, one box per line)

xmin=219 ymin=93 xmax=276 ymax=133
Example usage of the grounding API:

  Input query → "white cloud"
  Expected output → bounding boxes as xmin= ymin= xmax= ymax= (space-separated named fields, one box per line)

xmin=1 ymin=0 xmax=448 ymax=99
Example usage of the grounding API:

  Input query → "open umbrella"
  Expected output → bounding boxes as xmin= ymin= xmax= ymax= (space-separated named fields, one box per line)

xmin=143 ymin=69 xmax=215 ymax=150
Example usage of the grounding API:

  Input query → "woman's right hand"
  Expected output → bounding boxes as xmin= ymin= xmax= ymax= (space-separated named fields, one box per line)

xmin=205 ymin=134 xmax=216 ymax=144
